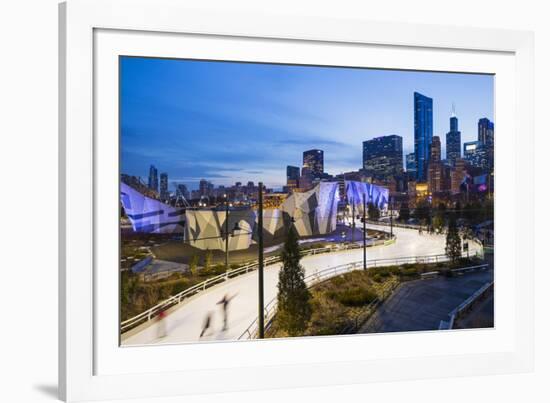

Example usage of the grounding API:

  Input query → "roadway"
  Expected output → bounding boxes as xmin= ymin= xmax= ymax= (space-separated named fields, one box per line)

xmin=122 ymin=223 xmax=481 ymax=345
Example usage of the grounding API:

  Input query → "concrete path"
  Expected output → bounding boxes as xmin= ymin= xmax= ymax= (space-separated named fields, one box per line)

xmin=360 ymin=269 xmax=494 ymax=334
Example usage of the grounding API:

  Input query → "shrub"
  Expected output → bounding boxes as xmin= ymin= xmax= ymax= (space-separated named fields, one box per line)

xmin=328 ymin=287 xmax=377 ymax=307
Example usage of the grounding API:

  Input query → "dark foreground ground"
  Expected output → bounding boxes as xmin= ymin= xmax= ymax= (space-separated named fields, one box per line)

xmin=360 ymin=269 xmax=494 ymax=333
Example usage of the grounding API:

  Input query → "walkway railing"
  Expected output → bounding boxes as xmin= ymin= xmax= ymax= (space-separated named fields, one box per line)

xmin=237 ymin=250 xmax=479 ymax=340
xmin=439 ymin=277 xmax=493 ymax=330
xmin=121 ymin=236 xmax=393 ymax=333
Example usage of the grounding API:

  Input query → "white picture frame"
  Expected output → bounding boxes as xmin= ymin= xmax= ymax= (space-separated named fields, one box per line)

xmin=59 ymin=0 xmax=534 ymax=401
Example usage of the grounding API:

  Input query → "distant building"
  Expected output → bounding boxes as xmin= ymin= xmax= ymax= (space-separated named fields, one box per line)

xmin=463 ymin=140 xmax=492 ymax=171
xmin=414 ymin=92 xmax=433 ymax=182
xmin=298 ymin=173 xmax=313 ymax=191
xmin=406 ymin=152 xmax=416 ymax=171
xmin=478 ymin=118 xmax=495 ymax=171
xmin=430 ymin=136 xmax=441 ymax=162
xmin=406 ymin=152 xmax=416 ymax=180
xmin=159 ymin=173 xmax=168 ymax=201
xmin=415 ymin=182 xmax=429 ymax=198
xmin=176 ymin=184 xmax=190 ymax=200
xmin=427 ymin=137 xmax=445 ymax=194
xmin=463 ymin=141 xmax=480 ymax=164
xmin=478 ymin=118 xmax=494 ymax=146
xmin=362 ymin=135 xmax=403 ymax=180
xmin=446 ymin=112 xmax=462 ymax=166
xmin=286 ymin=165 xmax=300 ymax=192
xmin=302 ymin=149 xmax=324 ymax=178
xmin=407 ymin=180 xmax=417 ymax=198
xmin=450 ymin=159 xmax=466 ymax=194
xmin=286 ymin=165 xmax=300 ymax=181
xmin=427 ymin=164 xmax=442 ymax=193
xmin=148 ymin=165 xmax=158 ymax=192
xmin=199 ymin=179 xmax=209 ymax=197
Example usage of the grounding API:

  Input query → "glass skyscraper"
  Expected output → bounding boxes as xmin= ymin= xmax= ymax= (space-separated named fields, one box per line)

xmin=478 ymin=118 xmax=495 ymax=172
xmin=302 ymin=149 xmax=324 ymax=178
xmin=414 ymin=92 xmax=433 ymax=182
xmin=159 ymin=172 xmax=168 ymax=201
xmin=148 ymin=164 xmax=158 ymax=192
xmin=446 ymin=114 xmax=461 ymax=166
xmin=406 ymin=152 xmax=416 ymax=172
xmin=478 ymin=118 xmax=494 ymax=146
xmin=286 ymin=165 xmax=300 ymax=182
xmin=362 ymin=135 xmax=403 ymax=179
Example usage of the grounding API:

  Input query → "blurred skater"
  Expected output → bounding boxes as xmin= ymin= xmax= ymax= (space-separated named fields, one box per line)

xmin=217 ymin=294 xmax=237 ymax=331
xmin=199 ymin=312 xmax=212 ymax=338
xmin=157 ymin=309 xmax=167 ymax=338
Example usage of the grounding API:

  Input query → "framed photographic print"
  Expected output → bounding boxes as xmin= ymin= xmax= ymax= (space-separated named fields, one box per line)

xmin=59 ymin=0 xmax=534 ymax=401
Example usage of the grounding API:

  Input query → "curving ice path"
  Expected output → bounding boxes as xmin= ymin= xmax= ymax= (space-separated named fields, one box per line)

xmin=122 ymin=224 xmax=480 ymax=345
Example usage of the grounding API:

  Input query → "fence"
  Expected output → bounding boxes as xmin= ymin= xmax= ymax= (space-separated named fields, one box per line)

xmin=439 ymin=279 xmax=493 ymax=330
xmin=120 ymin=236 xmax=393 ymax=333
xmin=237 ymin=250 xmax=478 ymax=340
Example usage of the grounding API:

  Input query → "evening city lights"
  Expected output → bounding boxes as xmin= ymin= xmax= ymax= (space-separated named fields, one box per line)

xmin=119 ymin=57 xmax=494 ymax=345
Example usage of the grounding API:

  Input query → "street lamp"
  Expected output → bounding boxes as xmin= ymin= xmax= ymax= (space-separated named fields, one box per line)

xmin=351 ymin=197 xmax=355 ymax=243
xmin=257 ymin=182 xmax=265 ymax=339
xmin=362 ymin=193 xmax=367 ymax=270
xmin=390 ymin=197 xmax=394 ymax=238
xmin=225 ymin=195 xmax=230 ymax=272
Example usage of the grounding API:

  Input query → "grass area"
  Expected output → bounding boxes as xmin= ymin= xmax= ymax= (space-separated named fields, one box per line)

xmin=120 ymin=261 xmax=243 ymax=321
xmin=266 ymin=256 xmax=485 ymax=338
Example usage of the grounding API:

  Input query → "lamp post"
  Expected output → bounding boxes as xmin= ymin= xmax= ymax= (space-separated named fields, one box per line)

xmin=363 ymin=193 xmax=367 ymax=270
xmin=257 ymin=182 xmax=265 ymax=339
xmin=224 ymin=194 xmax=229 ymax=272
xmin=390 ymin=197 xmax=393 ymax=238
xmin=351 ymin=197 xmax=355 ymax=243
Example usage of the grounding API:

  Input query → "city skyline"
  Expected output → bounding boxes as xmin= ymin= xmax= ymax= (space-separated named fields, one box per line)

xmin=121 ymin=57 xmax=494 ymax=191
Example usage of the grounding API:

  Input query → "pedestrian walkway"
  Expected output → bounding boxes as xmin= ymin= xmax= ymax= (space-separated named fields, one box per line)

xmin=360 ymin=269 xmax=494 ymax=334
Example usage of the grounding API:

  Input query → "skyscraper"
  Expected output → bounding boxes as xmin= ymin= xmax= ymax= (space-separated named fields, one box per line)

xmin=148 ymin=165 xmax=158 ymax=192
xmin=463 ymin=141 xmax=480 ymax=166
xmin=478 ymin=118 xmax=495 ymax=172
xmin=176 ymin=184 xmax=190 ymax=200
xmin=286 ymin=165 xmax=300 ymax=182
xmin=286 ymin=165 xmax=300 ymax=191
xmin=430 ymin=136 xmax=441 ymax=162
xmin=362 ymin=135 xmax=403 ymax=179
xmin=478 ymin=118 xmax=494 ymax=146
xmin=159 ymin=173 xmax=168 ymax=201
xmin=406 ymin=152 xmax=416 ymax=180
xmin=427 ymin=136 xmax=444 ymax=193
xmin=450 ymin=158 xmax=466 ymax=194
xmin=446 ymin=112 xmax=461 ymax=166
xmin=199 ymin=179 xmax=209 ymax=197
xmin=414 ymin=92 xmax=433 ymax=182
xmin=302 ymin=149 xmax=324 ymax=178
xmin=406 ymin=153 xmax=416 ymax=171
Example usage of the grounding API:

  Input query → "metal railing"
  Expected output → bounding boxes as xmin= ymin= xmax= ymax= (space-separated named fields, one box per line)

xmin=237 ymin=250 xmax=479 ymax=340
xmin=439 ymin=279 xmax=493 ymax=330
xmin=120 ymin=237 xmax=393 ymax=333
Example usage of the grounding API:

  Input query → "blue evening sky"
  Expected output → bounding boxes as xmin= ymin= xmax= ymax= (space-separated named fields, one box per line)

xmin=120 ymin=56 xmax=494 ymax=191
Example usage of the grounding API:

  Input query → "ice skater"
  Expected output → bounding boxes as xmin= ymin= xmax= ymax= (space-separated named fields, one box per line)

xmin=157 ymin=309 xmax=168 ymax=338
xmin=217 ymin=293 xmax=237 ymax=331
xmin=199 ymin=312 xmax=212 ymax=338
